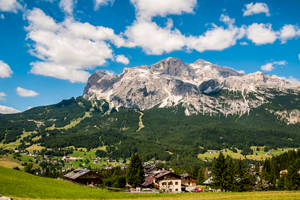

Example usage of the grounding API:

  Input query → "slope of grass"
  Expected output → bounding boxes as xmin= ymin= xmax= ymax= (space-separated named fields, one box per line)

xmin=198 ymin=147 xmax=294 ymax=161
xmin=0 ymin=166 xmax=177 ymax=199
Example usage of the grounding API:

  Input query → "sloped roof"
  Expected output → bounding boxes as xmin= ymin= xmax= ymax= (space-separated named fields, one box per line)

xmin=155 ymin=171 xmax=181 ymax=180
xmin=141 ymin=174 xmax=154 ymax=187
xmin=64 ymin=168 xmax=99 ymax=180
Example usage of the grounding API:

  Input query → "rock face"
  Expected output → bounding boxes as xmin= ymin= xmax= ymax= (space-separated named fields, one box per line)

xmin=83 ymin=57 xmax=300 ymax=117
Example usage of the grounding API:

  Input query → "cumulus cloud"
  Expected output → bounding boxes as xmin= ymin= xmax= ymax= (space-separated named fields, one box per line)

xmin=279 ymin=24 xmax=300 ymax=43
xmin=94 ymin=0 xmax=114 ymax=10
xmin=261 ymin=60 xmax=287 ymax=72
xmin=0 ymin=14 xmax=4 ymax=19
xmin=247 ymin=23 xmax=278 ymax=45
xmin=0 ymin=105 xmax=21 ymax=114
xmin=59 ymin=0 xmax=74 ymax=16
xmin=0 ymin=92 xmax=6 ymax=101
xmin=299 ymin=54 xmax=300 ymax=60
xmin=243 ymin=2 xmax=270 ymax=17
xmin=16 ymin=87 xmax=39 ymax=97
xmin=116 ymin=55 xmax=129 ymax=65
xmin=284 ymin=76 xmax=300 ymax=85
xmin=0 ymin=0 xmax=22 ymax=13
xmin=124 ymin=19 xmax=186 ymax=55
xmin=187 ymin=15 xmax=246 ymax=52
xmin=25 ymin=8 xmax=125 ymax=83
xmin=0 ymin=60 xmax=13 ymax=78
xmin=261 ymin=63 xmax=274 ymax=72
xmin=240 ymin=41 xmax=249 ymax=45
xmin=130 ymin=0 xmax=197 ymax=20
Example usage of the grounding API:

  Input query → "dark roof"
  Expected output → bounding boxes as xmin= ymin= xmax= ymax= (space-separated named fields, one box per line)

xmin=155 ymin=171 xmax=181 ymax=180
xmin=144 ymin=166 xmax=161 ymax=174
xmin=64 ymin=168 xmax=101 ymax=180
xmin=141 ymin=174 xmax=154 ymax=187
xmin=180 ymin=173 xmax=196 ymax=179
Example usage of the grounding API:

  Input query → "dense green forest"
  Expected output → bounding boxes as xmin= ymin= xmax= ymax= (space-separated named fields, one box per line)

xmin=0 ymin=90 xmax=300 ymax=167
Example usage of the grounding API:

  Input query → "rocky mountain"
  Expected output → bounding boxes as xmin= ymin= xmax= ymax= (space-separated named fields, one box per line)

xmin=83 ymin=57 xmax=300 ymax=120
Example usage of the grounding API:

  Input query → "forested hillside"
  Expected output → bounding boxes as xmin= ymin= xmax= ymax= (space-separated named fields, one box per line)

xmin=1 ymin=91 xmax=300 ymax=167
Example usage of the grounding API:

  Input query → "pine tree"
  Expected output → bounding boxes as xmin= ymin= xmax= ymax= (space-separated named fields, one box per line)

xmin=126 ymin=153 xmax=144 ymax=188
xmin=212 ymin=152 xmax=228 ymax=191
xmin=234 ymin=158 xmax=246 ymax=192
xmin=197 ymin=167 xmax=205 ymax=185
xmin=224 ymin=158 xmax=235 ymax=191
xmin=285 ymin=161 xmax=300 ymax=190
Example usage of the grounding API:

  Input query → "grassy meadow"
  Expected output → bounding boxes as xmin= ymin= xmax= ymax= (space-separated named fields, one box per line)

xmin=198 ymin=147 xmax=293 ymax=161
xmin=1 ymin=166 xmax=300 ymax=200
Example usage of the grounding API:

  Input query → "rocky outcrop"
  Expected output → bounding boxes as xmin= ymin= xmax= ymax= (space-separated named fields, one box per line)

xmin=83 ymin=57 xmax=300 ymax=117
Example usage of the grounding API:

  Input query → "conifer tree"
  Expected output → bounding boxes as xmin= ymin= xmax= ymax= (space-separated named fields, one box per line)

xmin=197 ymin=167 xmax=205 ymax=185
xmin=212 ymin=152 xmax=228 ymax=191
xmin=224 ymin=158 xmax=235 ymax=191
xmin=126 ymin=153 xmax=144 ymax=187
xmin=234 ymin=158 xmax=246 ymax=192
xmin=285 ymin=161 xmax=300 ymax=190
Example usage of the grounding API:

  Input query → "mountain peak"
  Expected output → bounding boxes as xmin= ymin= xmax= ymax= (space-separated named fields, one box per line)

xmin=83 ymin=58 xmax=299 ymax=116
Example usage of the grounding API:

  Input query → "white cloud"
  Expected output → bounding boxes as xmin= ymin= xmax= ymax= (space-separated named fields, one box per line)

xmin=243 ymin=2 xmax=270 ymax=17
xmin=124 ymin=19 xmax=186 ymax=55
xmin=130 ymin=0 xmax=197 ymax=19
xmin=30 ymin=62 xmax=91 ymax=83
xmin=279 ymin=24 xmax=300 ymax=43
xmin=247 ymin=23 xmax=278 ymax=45
xmin=125 ymin=14 xmax=246 ymax=55
xmin=273 ymin=60 xmax=287 ymax=65
xmin=187 ymin=16 xmax=246 ymax=52
xmin=0 ymin=0 xmax=22 ymax=13
xmin=27 ymin=106 xmax=33 ymax=110
xmin=261 ymin=63 xmax=274 ymax=71
xmin=220 ymin=14 xmax=235 ymax=26
xmin=299 ymin=54 xmax=300 ymax=60
xmin=0 ymin=92 xmax=6 ymax=101
xmin=16 ymin=87 xmax=39 ymax=97
xmin=0 ymin=14 xmax=4 ymax=19
xmin=116 ymin=55 xmax=129 ymax=65
xmin=284 ymin=76 xmax=300 ymax=85
xmin=238 ymin=70 xmax=245 ymax=74
xmin=0 ymin=60 xmax=13 ymax=78
xmin=240 ymin=41 xmax=249 ymax=45
xmin=0 ymin=105 xmax=21 ymax=114
xmin=261 ymin=60 xmax=287 ymax=72
xmin=59 ymin=0 xmax=74 ymax=16
xmin=94 ymin=0 xmax=114 ymax=10
xmin=25 ymin=8 xmax=124 ymax=83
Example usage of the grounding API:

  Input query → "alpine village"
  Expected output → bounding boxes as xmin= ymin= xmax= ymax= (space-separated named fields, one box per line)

xmin=1 ymin=0 xmax=300 ymax=200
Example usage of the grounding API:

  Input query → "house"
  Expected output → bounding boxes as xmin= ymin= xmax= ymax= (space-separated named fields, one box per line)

xmin=153 ymin=171 xmax=182 ymax=193
xmin=141 ymin=174 xmax=154 ymax=188
xmin=94 ymin=160 xmax=98 ymax=164
xmin=203 ymin=177 xmax=213 ymax=186
xmin=144 ymin=166 xmax=162 ymax=175
xmin=64 ymin=168 xmax=103 ymax=185
xmin=180 ymin=173 xmax=197 ymax=186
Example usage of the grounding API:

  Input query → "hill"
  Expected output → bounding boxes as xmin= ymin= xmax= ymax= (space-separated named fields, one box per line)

xmin=0 ymin=58 xmax=300 ymax=167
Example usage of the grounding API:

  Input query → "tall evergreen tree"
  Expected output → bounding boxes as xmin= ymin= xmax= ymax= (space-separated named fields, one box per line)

xmin=224 ymin=158 xmax=235 ymax=191
xmin=212 ymin=152 xmax=228 ymax=191
xmin=285 ymin=161 xmax=300 ymax=190
xmin=197 ymin=167 xmax=205 ymax=185
xmin=126 ymin=153 xmax=144 ymax=188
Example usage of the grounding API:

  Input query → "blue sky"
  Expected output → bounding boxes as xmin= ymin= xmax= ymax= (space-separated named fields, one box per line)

xmin=0 ymin=0 xmax=300 ymax=113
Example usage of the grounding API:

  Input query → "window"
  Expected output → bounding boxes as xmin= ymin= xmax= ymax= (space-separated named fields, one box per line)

xmin=175 ymin=182 xmax=178 ymax=185
xmin=162 ymin=182 xmax=166 ymax=185
xmin=169 ymin=181 xmax=173 ymax=185
xmin=175 ymin=189 xmax=178 ymax=191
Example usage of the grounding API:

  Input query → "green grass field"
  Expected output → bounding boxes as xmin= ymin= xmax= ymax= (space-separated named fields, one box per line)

xmin=1 ymin=166 xmax=300 ymax=200
xmin=198 ymin=147 xmax=294 ymax=161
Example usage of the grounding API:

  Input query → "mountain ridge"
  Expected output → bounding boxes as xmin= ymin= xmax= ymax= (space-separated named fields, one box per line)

xmin=83 ymin=57 xmax=300 ymax=118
